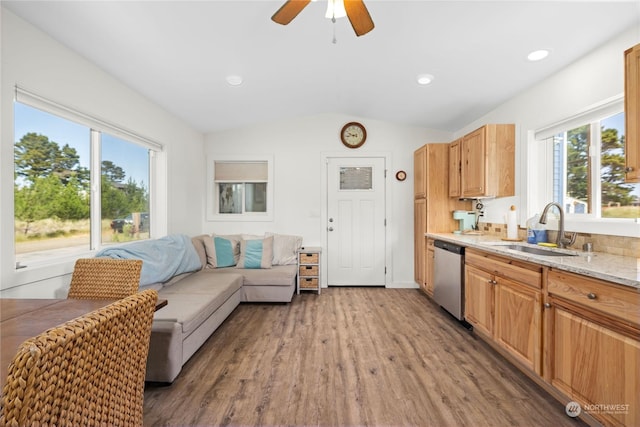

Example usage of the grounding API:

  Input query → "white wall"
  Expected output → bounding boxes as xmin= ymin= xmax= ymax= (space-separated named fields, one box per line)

xmin=0 ymin=9 xmax=204 ymax=296
xmin=454 ymin=25 xmax=640 ymax=237
xmin=204 ymin=114 xmax=452 ymax=288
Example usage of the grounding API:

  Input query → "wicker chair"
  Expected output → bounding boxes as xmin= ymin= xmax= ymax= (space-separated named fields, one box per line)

xmin=67 ymin=258 xmax=143 ymax=300
xmin=0 ymin=289 xmax=158 ymax=427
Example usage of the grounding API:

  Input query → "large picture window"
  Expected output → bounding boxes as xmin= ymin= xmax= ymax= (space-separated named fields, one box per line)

xmin=13 ymin=91 xmax=159 ymax=267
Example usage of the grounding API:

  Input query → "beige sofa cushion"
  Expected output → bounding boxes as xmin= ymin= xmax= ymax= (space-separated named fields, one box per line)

xmin=156 ymin=272 xmax=242 ymax=335
xmin=211 ymin=264 xmax=296 ymax=287
xmin=190 ymin=235 xmax=208 ymax=269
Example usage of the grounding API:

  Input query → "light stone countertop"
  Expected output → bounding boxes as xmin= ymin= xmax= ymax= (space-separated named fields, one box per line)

xmin=426 ymin=232 xmax=639 ymax=290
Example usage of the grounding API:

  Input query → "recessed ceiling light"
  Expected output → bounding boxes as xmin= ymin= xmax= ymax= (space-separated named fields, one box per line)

xmin=417 ymin=74 xmax=435 ymax=85
xmin=226 ymin=75 xmax=243 ymax=86
xmin=527 ymin=49 xmax=550 ymax=62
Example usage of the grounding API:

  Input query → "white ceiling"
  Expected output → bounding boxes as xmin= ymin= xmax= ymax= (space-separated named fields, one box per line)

xmin=4 ymin=1 xmax=640 ymax=134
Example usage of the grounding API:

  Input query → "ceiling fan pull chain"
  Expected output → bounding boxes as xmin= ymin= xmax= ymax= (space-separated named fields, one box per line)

xmin=331 ymin=14 xmax=337 ymax=44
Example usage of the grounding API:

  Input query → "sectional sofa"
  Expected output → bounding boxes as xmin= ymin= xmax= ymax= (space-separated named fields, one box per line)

xmin=96 ymin=233 xmax=301 ymax=383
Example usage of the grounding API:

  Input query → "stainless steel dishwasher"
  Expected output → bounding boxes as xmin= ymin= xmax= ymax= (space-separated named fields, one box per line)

xmin=433 ymin=240 xmax=465 ymax=321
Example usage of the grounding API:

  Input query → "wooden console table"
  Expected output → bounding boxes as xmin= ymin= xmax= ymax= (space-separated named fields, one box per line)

xmin=0 ymin=297 xmax=166 ymax=389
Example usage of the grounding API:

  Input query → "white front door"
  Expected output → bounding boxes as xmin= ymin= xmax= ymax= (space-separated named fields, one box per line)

xmin=327 ymin=157 xmax=386 ymax=286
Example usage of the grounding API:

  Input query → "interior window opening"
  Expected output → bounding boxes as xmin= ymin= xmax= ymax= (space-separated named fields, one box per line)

xmin=212 ymin=160 xmax=269 ymax=216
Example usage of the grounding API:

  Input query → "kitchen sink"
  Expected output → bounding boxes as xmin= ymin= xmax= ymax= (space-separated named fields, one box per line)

xmin=500 ymin=244 xmax=578 ymax=257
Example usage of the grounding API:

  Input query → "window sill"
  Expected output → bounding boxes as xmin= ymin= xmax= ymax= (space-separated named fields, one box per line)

xmin=5 ymin=249 xmax=95 ymax=291
xmin=206 ymin=213 xmax=274 ymax=222
xmin=562 ymin=217 xmax=640 ymax=238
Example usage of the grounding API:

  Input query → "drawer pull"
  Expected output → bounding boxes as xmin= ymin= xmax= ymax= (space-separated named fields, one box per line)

xmin=305 ymin=266 xmax=313 ymax=270
xmin=587 ymin=292 xmax=597 ymax=300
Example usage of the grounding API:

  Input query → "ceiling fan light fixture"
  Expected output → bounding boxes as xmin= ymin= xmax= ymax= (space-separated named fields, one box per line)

xmin=325 ymin=0 xmax=347 ymax=19
xmin=417 ymin=74 xmax=435 ymax=85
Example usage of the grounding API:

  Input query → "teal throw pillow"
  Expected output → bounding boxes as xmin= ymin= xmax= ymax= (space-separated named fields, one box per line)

xmin=236 ymin=236 xmax=273 ymax=269
xmin=214 ymin=236 xmax=237 ymax=268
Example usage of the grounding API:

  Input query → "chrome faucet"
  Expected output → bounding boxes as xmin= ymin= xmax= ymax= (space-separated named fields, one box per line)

xmin=539 ymin=202 xmax=576 ymax=248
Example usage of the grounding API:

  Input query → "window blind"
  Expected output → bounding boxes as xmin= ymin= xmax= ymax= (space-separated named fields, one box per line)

xmin=15 ymin=85 xmax=163 ymax=151
xmin=214 ymin=161 xmax=268 ymax=181
xmin=534 ymin=94 xmax=623 ymax=140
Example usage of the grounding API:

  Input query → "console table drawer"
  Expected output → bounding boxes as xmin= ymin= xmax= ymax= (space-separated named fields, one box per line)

xmin=299 ymin=265 xmax=319 ymax=277
xmin=299 ymin=253 xmax=319 ymax=264
xmin=300 ymin=277 xmax=319 ymax=288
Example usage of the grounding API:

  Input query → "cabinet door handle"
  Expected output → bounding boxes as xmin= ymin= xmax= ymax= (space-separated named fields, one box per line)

xmin=587 ymin=292 xmax=597 ymax=300
xmin=487 ymin=279 xmax=497 ymax=285
xmin=625 ymin=166 xmax=635 ymax=173
xmin=544 ymin=303 xmax=551 ymax=309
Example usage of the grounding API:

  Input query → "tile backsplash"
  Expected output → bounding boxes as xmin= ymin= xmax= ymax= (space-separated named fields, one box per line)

xmin=478 ymin=222 xmax=639 ymax=257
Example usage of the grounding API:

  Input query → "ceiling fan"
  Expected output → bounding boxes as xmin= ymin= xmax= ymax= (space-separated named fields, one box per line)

xmin=271 ymin=0 xmax=375 ymax=37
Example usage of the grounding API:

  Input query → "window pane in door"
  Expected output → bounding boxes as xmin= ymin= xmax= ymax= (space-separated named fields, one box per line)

xmin=340 ymin=167 xmax=373 ymax=190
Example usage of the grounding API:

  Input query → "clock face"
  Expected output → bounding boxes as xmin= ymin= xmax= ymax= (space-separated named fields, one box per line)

xmin=341 ymin=122 xmax=366 ymax=148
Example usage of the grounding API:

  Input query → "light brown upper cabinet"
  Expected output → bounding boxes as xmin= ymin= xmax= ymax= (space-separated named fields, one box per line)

xmin=625 ymin=43 xmax=640 ymax=183
xmin=414 ymin=145 xmax=427 ymax=199
xmin=448 ymin=138 xmax=462 ymax=198
xmin=450 ymin=124 xmax=515 ymax=198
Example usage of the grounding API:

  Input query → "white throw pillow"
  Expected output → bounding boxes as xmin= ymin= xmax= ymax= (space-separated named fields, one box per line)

xmin=266 ymin=232 xmax=303 ymax=265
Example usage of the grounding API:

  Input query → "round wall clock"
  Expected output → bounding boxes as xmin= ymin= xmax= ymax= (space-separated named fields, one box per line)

xmin=395 ymin=170 xmax=407 ymax=181
xmin=340 ymin=122 xmax=367 ymax=149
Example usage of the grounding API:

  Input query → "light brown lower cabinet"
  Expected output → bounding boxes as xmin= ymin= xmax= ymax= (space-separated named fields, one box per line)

xmin=413 ymin=199 xmax=426 ymax=289
xmin=464 ymin=251 xmax=640 ymax=426
xmin=545 ymin=269 xmax=640 ymax=427
xmin=495 ymin=277 xmax=541 ymax=372
xmin=425 ymin=238 xmax=435 ymax=296
xmin=464 ymin=249 xmax=543 ymax=374
xmin=464 ymin=264 xmax=495 ymax=336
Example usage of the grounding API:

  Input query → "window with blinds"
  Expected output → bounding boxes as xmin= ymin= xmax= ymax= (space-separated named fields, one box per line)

xmin=209 ymin=157 xmax=273 ymax=220
xmin=13 ymin=88 xmax=161 ymax=267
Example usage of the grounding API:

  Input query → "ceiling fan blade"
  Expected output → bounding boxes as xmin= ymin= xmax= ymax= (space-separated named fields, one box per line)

xmin=344 ymin=0 xmax=374 ymax=36
xmin=271 ymin=0 xmax=312 ymax=25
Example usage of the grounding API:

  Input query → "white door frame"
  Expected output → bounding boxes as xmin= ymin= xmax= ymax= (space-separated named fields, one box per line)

xmin=320 ymin=152 xmax=392 ymax=288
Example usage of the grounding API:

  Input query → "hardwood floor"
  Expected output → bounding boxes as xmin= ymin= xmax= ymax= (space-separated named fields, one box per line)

xmin=144 ymin=288 xmax=586 ymax=426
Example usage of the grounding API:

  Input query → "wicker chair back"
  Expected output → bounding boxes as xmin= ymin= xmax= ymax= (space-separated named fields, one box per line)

xmin=0 ymin=289 xmax=158 ymax=426
xmin=68 ymin=258 xmax=143 ymax=300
